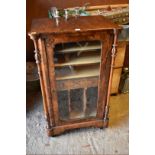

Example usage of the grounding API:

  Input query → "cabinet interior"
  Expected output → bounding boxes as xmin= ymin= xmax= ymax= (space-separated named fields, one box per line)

xmin=54 ymin=40 xmax=102 ymax=121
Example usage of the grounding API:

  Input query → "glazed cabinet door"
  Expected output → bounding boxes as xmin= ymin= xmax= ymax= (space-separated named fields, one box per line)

xmin=54 ymin=40 xmax=101 ymax=122
xmin=43 ymin=31 xmax=113 ymax=126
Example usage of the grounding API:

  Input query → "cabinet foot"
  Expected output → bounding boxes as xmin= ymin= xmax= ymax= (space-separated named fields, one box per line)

xmin=103 ymin=118 xmax=109 ymax=128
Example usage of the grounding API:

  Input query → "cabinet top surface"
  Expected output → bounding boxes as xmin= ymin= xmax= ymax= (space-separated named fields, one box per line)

xmin=29 ymin=16 xmax=121 ymax=35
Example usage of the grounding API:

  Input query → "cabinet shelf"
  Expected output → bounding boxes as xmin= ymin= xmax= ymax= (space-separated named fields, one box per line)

xmin=55 ymin=52 xmax=101 ymax=67
xmin=56 ymin=65 xmax=100 ymax=80
xmin=56 ymin=42 xmax=101 ymax=54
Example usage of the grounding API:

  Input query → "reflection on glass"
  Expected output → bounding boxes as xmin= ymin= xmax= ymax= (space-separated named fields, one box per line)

xmin=54 ymin=40 xmax=101 ymax=121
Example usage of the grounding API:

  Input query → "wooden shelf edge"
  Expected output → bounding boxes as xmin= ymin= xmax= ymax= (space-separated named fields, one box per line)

xmin=56 ymin=65 xmax=100 ymax=80
xmin=55 ymin=54 xmax=101 ymax=67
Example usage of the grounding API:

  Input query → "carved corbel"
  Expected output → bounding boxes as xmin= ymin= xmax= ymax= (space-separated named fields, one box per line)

xmin=28 ymin=33 xmax=41 ymax=75
xmin=34 ymin=49 xmax=41 ymax=64
xmin=43 ymin=35 xmax=55 ymax=48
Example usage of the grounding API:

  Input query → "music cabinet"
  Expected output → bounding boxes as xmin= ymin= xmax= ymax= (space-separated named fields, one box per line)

xmin=29 ymin=16 xmax=121 ymax=136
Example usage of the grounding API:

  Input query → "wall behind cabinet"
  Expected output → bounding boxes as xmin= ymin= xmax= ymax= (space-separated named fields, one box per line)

xmin=26 ymin=0 xmax=129 ymax=61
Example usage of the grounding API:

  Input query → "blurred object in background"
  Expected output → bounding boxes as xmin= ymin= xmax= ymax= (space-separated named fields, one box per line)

xmin=118 ymin=25 xmax=129 ymax=41
xmin=123 ymin=41 xmax=129 ymax=68
xmin=111 ymin=41 xmax=127 ymax=95
xmin=86 ymin=5 xmax=129 ymax=25
xmin=26 ymin=62 xmax=40 ymax=110
xmin=119 ymin=67 xmax=129 ymax=93
xmin=26 ymin=62 xmax=40 ymax=91
xmin=48 ymin=4 xmax=129 ymax=25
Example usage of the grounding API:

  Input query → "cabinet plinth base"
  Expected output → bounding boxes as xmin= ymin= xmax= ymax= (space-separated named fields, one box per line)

xmin=46 ymin=119 xmax=109 ymax=137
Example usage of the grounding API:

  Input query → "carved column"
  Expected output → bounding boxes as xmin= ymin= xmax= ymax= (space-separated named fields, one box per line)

xmin=29 ymin=34 xmax=51 ymax=130
xmin=44 ymin=36 xmax=60 ymax=125
xmin=103 ymin=28 xmax=118 ymax=126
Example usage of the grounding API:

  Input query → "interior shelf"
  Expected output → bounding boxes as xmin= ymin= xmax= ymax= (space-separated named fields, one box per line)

xmin=56 ymin=64 xmax=100 ymax=80
xmin=55 ymin=41 xmax=101 ymax=121
xmin=55 ymin=42 xmax=101 ymax=54
xmin=55 ymin=52 xmax=101 ymax=67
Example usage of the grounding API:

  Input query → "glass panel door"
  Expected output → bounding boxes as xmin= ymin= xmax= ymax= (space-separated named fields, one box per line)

xmin=54 ymin=40 xmax=102 ymax=121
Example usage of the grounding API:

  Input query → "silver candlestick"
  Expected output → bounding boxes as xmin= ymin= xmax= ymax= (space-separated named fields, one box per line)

xmin=55 ymin=9 xmax=59 ymax=26
xmin=75 ymin=7 xmax=79 ymax=18
xmin=51 ymin=7 xmax=60 ymax=26
xmin=64 ymin=9 xmax=68 ymax=21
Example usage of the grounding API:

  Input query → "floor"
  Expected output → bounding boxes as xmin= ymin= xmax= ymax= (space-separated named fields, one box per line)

xmin=26 ymin=92 xmax=129 ymax=155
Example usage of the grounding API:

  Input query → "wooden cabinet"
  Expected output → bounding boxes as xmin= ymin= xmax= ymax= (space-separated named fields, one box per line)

xmin=111 ymin=41 xmax=127 ymax=94
xmin=29 ymin=16 xmax=121 ymax=136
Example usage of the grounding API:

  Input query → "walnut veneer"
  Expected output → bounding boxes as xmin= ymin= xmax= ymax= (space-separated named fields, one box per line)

xmin=29 ymin=15 xmax=121 ymax=136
